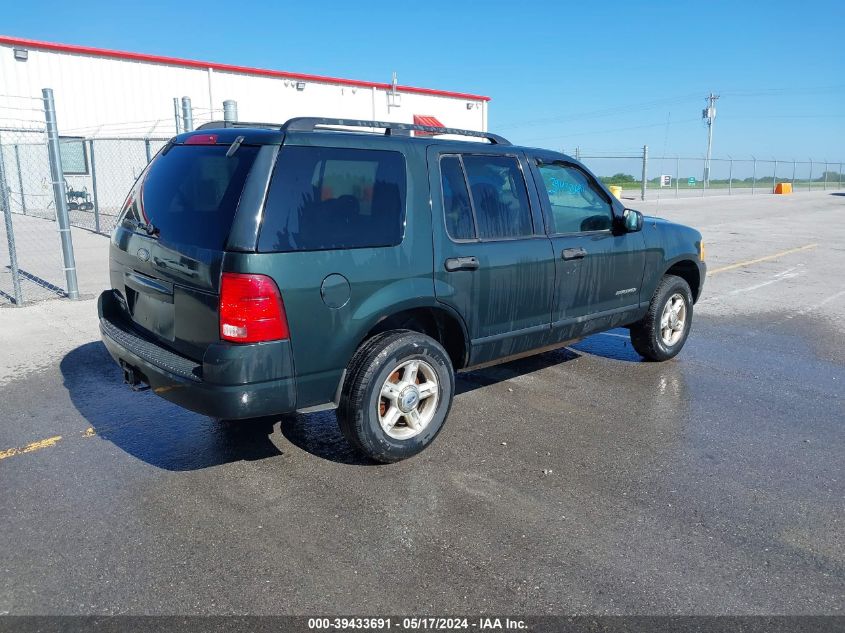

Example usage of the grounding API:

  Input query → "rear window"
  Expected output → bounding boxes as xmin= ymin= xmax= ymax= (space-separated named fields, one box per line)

xmin=120 ymin=144 xmax=259 ymax=250
xmin=258 ymin=146 xmax=406 ymax=252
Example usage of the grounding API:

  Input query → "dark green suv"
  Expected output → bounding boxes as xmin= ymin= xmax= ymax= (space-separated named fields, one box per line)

xmin=99 ymin=118 xmax=705 ymax=462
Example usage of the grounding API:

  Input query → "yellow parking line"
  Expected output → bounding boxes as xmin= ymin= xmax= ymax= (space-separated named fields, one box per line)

xmin=708 ymin=243 xmax=818 ymax=276
xmin=0 ymin=426 xmax=102 ymax=462
xmin=0 ymin=435 xmax=63 ymax=461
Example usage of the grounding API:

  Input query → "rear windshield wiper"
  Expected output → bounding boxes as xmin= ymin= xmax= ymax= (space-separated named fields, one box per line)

xmin=226 ymin=135 xmax=245 ymax=158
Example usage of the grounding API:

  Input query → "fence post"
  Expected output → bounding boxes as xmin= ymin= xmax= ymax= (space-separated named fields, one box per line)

xmin=752 ymin=157 xmax=756 ymax=195
xmin=808 ymin=160 xmax=813 ymax=192
xmin=675 ymin=156 xmax=679 ymax=198
xmin=0 ymin=141 xmax=24 ymax=305
xmin=223 ymin=100 xmax=238 ymax=124
xmin=13 ymin=144 xmax=27 ymax=215
xmin=641 ymin=145 xmax=648 ymax=201
xmin=823 ymin=161 xmax=827 ymax=190
xmin=792 ymin=160 xmax=796 ymax=189
xmin=144 ymin=138 xmax=152 ymax=164
xmin=181 ymin=96 xmax=193 ymax=132
xmin=88 ymin=139 xmax=101 ymax=234
xmin=839 ymin=163 xmax=843 ymax=190
xmin=173 ymin=97 xmax=182 ymax=134
xmin=728 ymin=158 xmax=733 ymax=195
xmin=772 ymin=160 xmax=778 ymax=193
xmin=43 ymin=88 xmax=80 ymax=300
xmin=574 ymin=146 xmax=581 ymax=162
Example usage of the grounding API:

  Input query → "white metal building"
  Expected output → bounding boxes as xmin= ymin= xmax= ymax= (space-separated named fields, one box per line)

xmin=0 ymin=35 xmax=490 ymax=138
xmin=0 ymin=36 xmax=491 ymax=230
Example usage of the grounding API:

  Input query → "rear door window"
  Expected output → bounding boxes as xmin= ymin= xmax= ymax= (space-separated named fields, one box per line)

xmin=462 ymin=155 xmax=533 ymax=240
xmin=258 ymin=146 xmax=406 ymax=252
xmin=439 ymin=154 xmax=534 ymax=241
xmin=440 ymin=156 xmax=475 ymax=240
xmin=121 ymin=144 xmax=259 ymax=250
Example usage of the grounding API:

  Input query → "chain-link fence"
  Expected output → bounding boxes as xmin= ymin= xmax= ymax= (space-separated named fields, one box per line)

xmin=3 ymin=136 xmax=169 ymax=237
xmin=68 ymin=137 xmax=169 ymax=234
xmin=2 ymin=88 xmax=844 ymax=307
xmin=0 ymin=113 xmax=71 ymax=305
xmin=0 ymin=130 xmax=173 ymax=305
xmin=0 ymin=90 xmax=238 ymax=307
xmin=574 ymin=149 xmax=845 ymax=200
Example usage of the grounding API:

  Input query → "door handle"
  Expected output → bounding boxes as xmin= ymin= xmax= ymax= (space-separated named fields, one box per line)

xmin=444 ymin=256 xmax=480 ymax=272
xmin=561 ymin=247 xmax=587 ymax=261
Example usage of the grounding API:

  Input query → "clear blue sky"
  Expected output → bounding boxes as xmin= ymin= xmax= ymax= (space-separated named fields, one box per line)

xmin=4 ymin=0 xmax=843 ymax=161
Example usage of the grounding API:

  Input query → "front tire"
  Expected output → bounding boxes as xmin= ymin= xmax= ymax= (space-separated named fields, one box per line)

xmin=630 ymin=274 xmax=694 ymax=361
xmin=338 ymin=330 xmax=455 ymax=463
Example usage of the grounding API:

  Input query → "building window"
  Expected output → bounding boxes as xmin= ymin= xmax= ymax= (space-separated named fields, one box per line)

xmin=59 ymin=137 xmax=89 ymax=175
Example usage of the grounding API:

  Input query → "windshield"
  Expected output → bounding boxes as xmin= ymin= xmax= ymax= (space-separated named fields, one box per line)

xmin=120 ymin=144 xmax=259 ymax=250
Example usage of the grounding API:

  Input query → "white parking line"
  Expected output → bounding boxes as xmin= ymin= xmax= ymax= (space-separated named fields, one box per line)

xmin=725 ymin=267 xmax=801 ymax=295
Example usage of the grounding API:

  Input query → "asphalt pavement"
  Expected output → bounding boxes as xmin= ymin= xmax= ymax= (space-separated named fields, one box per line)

xmin=0 ymin=191 xmax=842 ymax=615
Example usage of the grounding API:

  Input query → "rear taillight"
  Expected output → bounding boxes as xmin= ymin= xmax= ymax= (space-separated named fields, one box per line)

xmin=219 ymin=273 xmax=289 ymax=343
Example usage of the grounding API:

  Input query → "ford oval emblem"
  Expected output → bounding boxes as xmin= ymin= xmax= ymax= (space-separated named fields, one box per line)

xmin=137 ymin=247 xmax=150 ymax=262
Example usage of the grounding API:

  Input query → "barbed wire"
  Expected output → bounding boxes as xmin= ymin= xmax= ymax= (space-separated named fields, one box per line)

xmin=0 ymin=93 xmax=43 ymax=101
xmin=0 ymin=104 xmax=45 ymax=113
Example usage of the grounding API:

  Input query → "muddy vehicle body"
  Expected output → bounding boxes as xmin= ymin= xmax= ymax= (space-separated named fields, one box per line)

xmin=99 ymin=118 xmax=705 ymax=461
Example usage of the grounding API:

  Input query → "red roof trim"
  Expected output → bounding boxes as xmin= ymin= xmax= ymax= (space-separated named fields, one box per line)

xmin=0 ymin=35 xmax=491 ymax=102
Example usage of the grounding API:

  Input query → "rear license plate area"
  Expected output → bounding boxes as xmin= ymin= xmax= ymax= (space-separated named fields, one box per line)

xmin=127 ymin=288 xmax=176 ymax=341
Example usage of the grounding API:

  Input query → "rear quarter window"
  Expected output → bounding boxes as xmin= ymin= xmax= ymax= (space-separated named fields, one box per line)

xmin=258 ymin=146 xmax=406 ymax=252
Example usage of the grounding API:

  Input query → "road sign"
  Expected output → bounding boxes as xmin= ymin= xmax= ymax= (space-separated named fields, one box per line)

xmin=688 ymin=177 xmax=696 ymax=186
xmin=660 ymin=175 xmax=671 ymax=187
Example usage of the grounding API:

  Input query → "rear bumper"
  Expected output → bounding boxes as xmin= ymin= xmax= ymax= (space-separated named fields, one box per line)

xmin=98 ymin=290 xmax=296 ymax=419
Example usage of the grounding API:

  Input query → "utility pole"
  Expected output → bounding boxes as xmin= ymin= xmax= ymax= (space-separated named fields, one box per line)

xmin=702 ymin=92 xmax=719 ymax=190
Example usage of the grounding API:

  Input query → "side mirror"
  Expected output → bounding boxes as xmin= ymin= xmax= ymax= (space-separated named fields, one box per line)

xmin=623 ymin=208 xmax=643 ymax=232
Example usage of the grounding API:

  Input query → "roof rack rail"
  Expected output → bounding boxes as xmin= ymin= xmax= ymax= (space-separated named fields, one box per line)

xmin=195 ymin=120 xmax=286 ymax=131
xmin=281 ymin=117 xmax=510 ymax=145
xmin=196 ymin=117 xmax=511 ymax=145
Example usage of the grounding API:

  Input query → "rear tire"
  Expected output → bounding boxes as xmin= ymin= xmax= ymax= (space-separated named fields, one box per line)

xmin=338 ymin=330 xmax=455 ymax=463
xmin=630 ymin=274 xmax=693 ymax=361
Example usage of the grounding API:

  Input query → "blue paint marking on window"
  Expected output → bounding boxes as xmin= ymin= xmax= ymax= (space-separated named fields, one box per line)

xmin=547 ymin=176 xmax=584 ymax=196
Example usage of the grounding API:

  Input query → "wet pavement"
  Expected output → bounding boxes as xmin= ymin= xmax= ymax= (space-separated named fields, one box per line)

xmin=0 ymin=192 xmax=843 ymax=615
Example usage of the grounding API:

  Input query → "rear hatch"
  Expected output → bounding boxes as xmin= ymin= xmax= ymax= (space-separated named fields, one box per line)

xmin=109 ymin=139 xmax=261 ymax=361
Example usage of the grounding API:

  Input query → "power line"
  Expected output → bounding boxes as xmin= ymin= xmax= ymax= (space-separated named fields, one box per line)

xmin=517 ymin=117 xmax=701 ymax=144
xmin=496 ymin=93 xmax=702 ymax=130
xmin=721 ymin=83 xmax=845 ymax=97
